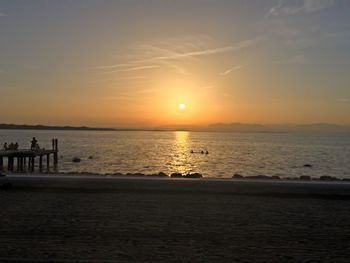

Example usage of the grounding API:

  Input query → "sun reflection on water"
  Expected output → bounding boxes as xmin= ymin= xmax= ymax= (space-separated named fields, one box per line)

xmin=170 ymin=131 xmax=193 ymax=174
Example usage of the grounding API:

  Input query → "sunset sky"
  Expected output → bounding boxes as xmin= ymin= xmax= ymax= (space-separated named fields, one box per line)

xmin=0 ymin=0 xmax=349 ymax=127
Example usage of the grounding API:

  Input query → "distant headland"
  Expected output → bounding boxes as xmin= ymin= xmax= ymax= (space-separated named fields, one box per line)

xmin=0 ymin=124 xmax=115 ymax=131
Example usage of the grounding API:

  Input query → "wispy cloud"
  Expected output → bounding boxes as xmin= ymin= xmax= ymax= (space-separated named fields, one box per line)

xmin=93 ymin=76 xmax=149 ymax=84
xmin=220 ymin=65 xmax=246 ymax=76
xmin=95 ymin=35 xmax=262 ymax=78
xmin=95 ymin=63 xmax=138 ymax=70
xmin=114 ymin=76 xmax=148 ymax=81
xmin=274 ymin=55 xmax=309 ymax=64
xmin=93 ymin=34 xmax=264 ymax=83
xmin=267 ymin=0 xmax=334 ymax=17
xmin=264 ymin=20 xmax=337 ymax=50
xmin=158 ymin=60 xmax=190 ymax=75
xmin=267 ymin=1 xmax=303 ymax=17
xmin=0 ymin=12 xmax=7 ymax=17
xmin=151 ymin=37 xmax=262 ymax=60
xmin=304 ymin=0 xmax=334 ymax=12
xmin=99 ymin=65 xmax=160 ymax=74
xmin=0 ymin=70 xmax=7 ymax=74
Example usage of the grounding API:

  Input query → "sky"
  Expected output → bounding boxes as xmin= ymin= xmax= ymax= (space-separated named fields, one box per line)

xmin=0 ymin=0 xmax=349 ymax=128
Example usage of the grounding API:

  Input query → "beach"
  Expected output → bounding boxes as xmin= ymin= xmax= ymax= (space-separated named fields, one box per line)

xmin=1 ymin=175 xmax=350 ymax=262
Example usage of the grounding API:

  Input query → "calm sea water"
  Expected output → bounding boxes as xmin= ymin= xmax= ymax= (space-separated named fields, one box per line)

xmin=1 ymin=130 xmax=349 ymax=178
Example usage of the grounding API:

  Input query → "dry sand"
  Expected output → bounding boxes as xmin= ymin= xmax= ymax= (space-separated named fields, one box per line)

xmin=0 ymin=175 xmax=350 ymax=262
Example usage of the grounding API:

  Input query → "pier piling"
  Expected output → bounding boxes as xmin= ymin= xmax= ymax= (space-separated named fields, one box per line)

xmin=46 ymin=154 xmax=50 ymax=172
xmin=39 ymin=156 xmax=43 ymax=172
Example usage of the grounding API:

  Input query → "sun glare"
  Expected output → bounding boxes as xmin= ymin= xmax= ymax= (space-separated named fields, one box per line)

xmin=178 ymin=103 xmax=186 ymax=110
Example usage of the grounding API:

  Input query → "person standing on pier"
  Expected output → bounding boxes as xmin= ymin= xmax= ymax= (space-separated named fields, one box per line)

xmin=3 ymin=142 xmax=8 ymax=150
xmin=31 ymin=137 xmax=38 ymax=151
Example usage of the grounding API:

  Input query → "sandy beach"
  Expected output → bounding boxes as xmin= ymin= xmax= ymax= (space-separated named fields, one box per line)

xmin=0 ymin=175 xmax=349 ymax=262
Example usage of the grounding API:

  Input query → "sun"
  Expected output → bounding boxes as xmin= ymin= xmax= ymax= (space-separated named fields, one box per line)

xmin=178 ymin=103 xmax=186 ymax=110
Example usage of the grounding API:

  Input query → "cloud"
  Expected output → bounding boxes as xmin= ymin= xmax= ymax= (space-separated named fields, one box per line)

xmin=304 ymin=0 xmax=334 ymax=12
xmin=267 ymin=0 xmax=334 ymax=17
xmin=0 ymin=70 xmax=7 ymax=74
xmin=93 ymin=76 xmax=150 ymax=84
xmin=157 ymin=60 xmax=190 ymax=75
xmin=0 ymin=12 xmax=7 ymax=17
xmin=263 ymin=20 xmax=343 ymax=50
xmin=274 ymin=55 xmax=309 ymax=64
xmin=267 ymin=1 xmax=303 ymax=17
xmin=99 ymin=65 xmax=160 ymax=74
xmin=96 ymin=35 xmax=262 ymax=78
xmin=114 ymin=76 xmax=147 ymax=81
xmin=220 ymin=65 xmax=246 ymax=76
xmin=95 ymin=63 xmax=138 ymax=70
xmin=151 ymin=37 xmax=262 ymax=60
xmin=265 ymin=23 xmax=315 ymax=49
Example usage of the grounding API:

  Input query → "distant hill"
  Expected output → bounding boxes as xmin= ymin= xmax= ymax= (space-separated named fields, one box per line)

xmin=203 ymin=123 xmax=350 ymax=133
xmin=156 ymin=123 xmax=350 ymax=133
xmin=0 ymin=124 xmax=115 ymax=131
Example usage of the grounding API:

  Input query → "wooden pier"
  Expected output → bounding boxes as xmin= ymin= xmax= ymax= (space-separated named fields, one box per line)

xmin=0 ymin=139 xmax=59 ymax=173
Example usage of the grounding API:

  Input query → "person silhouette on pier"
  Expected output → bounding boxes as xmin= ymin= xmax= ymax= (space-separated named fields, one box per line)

xmin=31 ymin=137 xmax=38 ymax=151
xmin=3 ymin=142 xmax=8 ymax=150
xmin=8 ymin=143 xmax=14 ymax=150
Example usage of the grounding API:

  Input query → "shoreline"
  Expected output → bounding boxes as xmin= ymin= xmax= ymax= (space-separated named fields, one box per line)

xmin=2 ymin=170 xmax=350 ymax=182
xmin=2 ymin=173 xmax=350 ymax=199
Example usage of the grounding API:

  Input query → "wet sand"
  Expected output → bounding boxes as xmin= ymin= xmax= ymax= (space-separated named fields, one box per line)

xmin=1 ymin=175 xmax=350 ymax=262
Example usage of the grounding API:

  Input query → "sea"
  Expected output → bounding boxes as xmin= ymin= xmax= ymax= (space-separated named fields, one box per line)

xmin=1 ymin=129 xmax=349 ymax=179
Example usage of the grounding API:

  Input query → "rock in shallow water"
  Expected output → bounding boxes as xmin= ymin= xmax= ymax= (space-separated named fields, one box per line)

xmin=157 ymin=172 xmax=168 ymax=177
xmin=319 ymin=175 xmax=338 ymax=181
xmin=72 ymin=157 xmax=81 ymax=163
xmin=232 ymin=173 xmax=243 ymax=179
xmin=184 ymin=173 xmax=203 ymax=178
xmin=244 ymin=175 xmax=280 ymax=180
xmin=246 ymin=175 xmax=272 ymax=180
xmin=303 ymin=164 xmax=313 ymax=168
xmin=126 ymin=173 xmax=145 ymax=177
xmin=171 ymin=173 xmax=182 ymax=178
xmin=300 ymin=175 xmax=311 ymax=180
